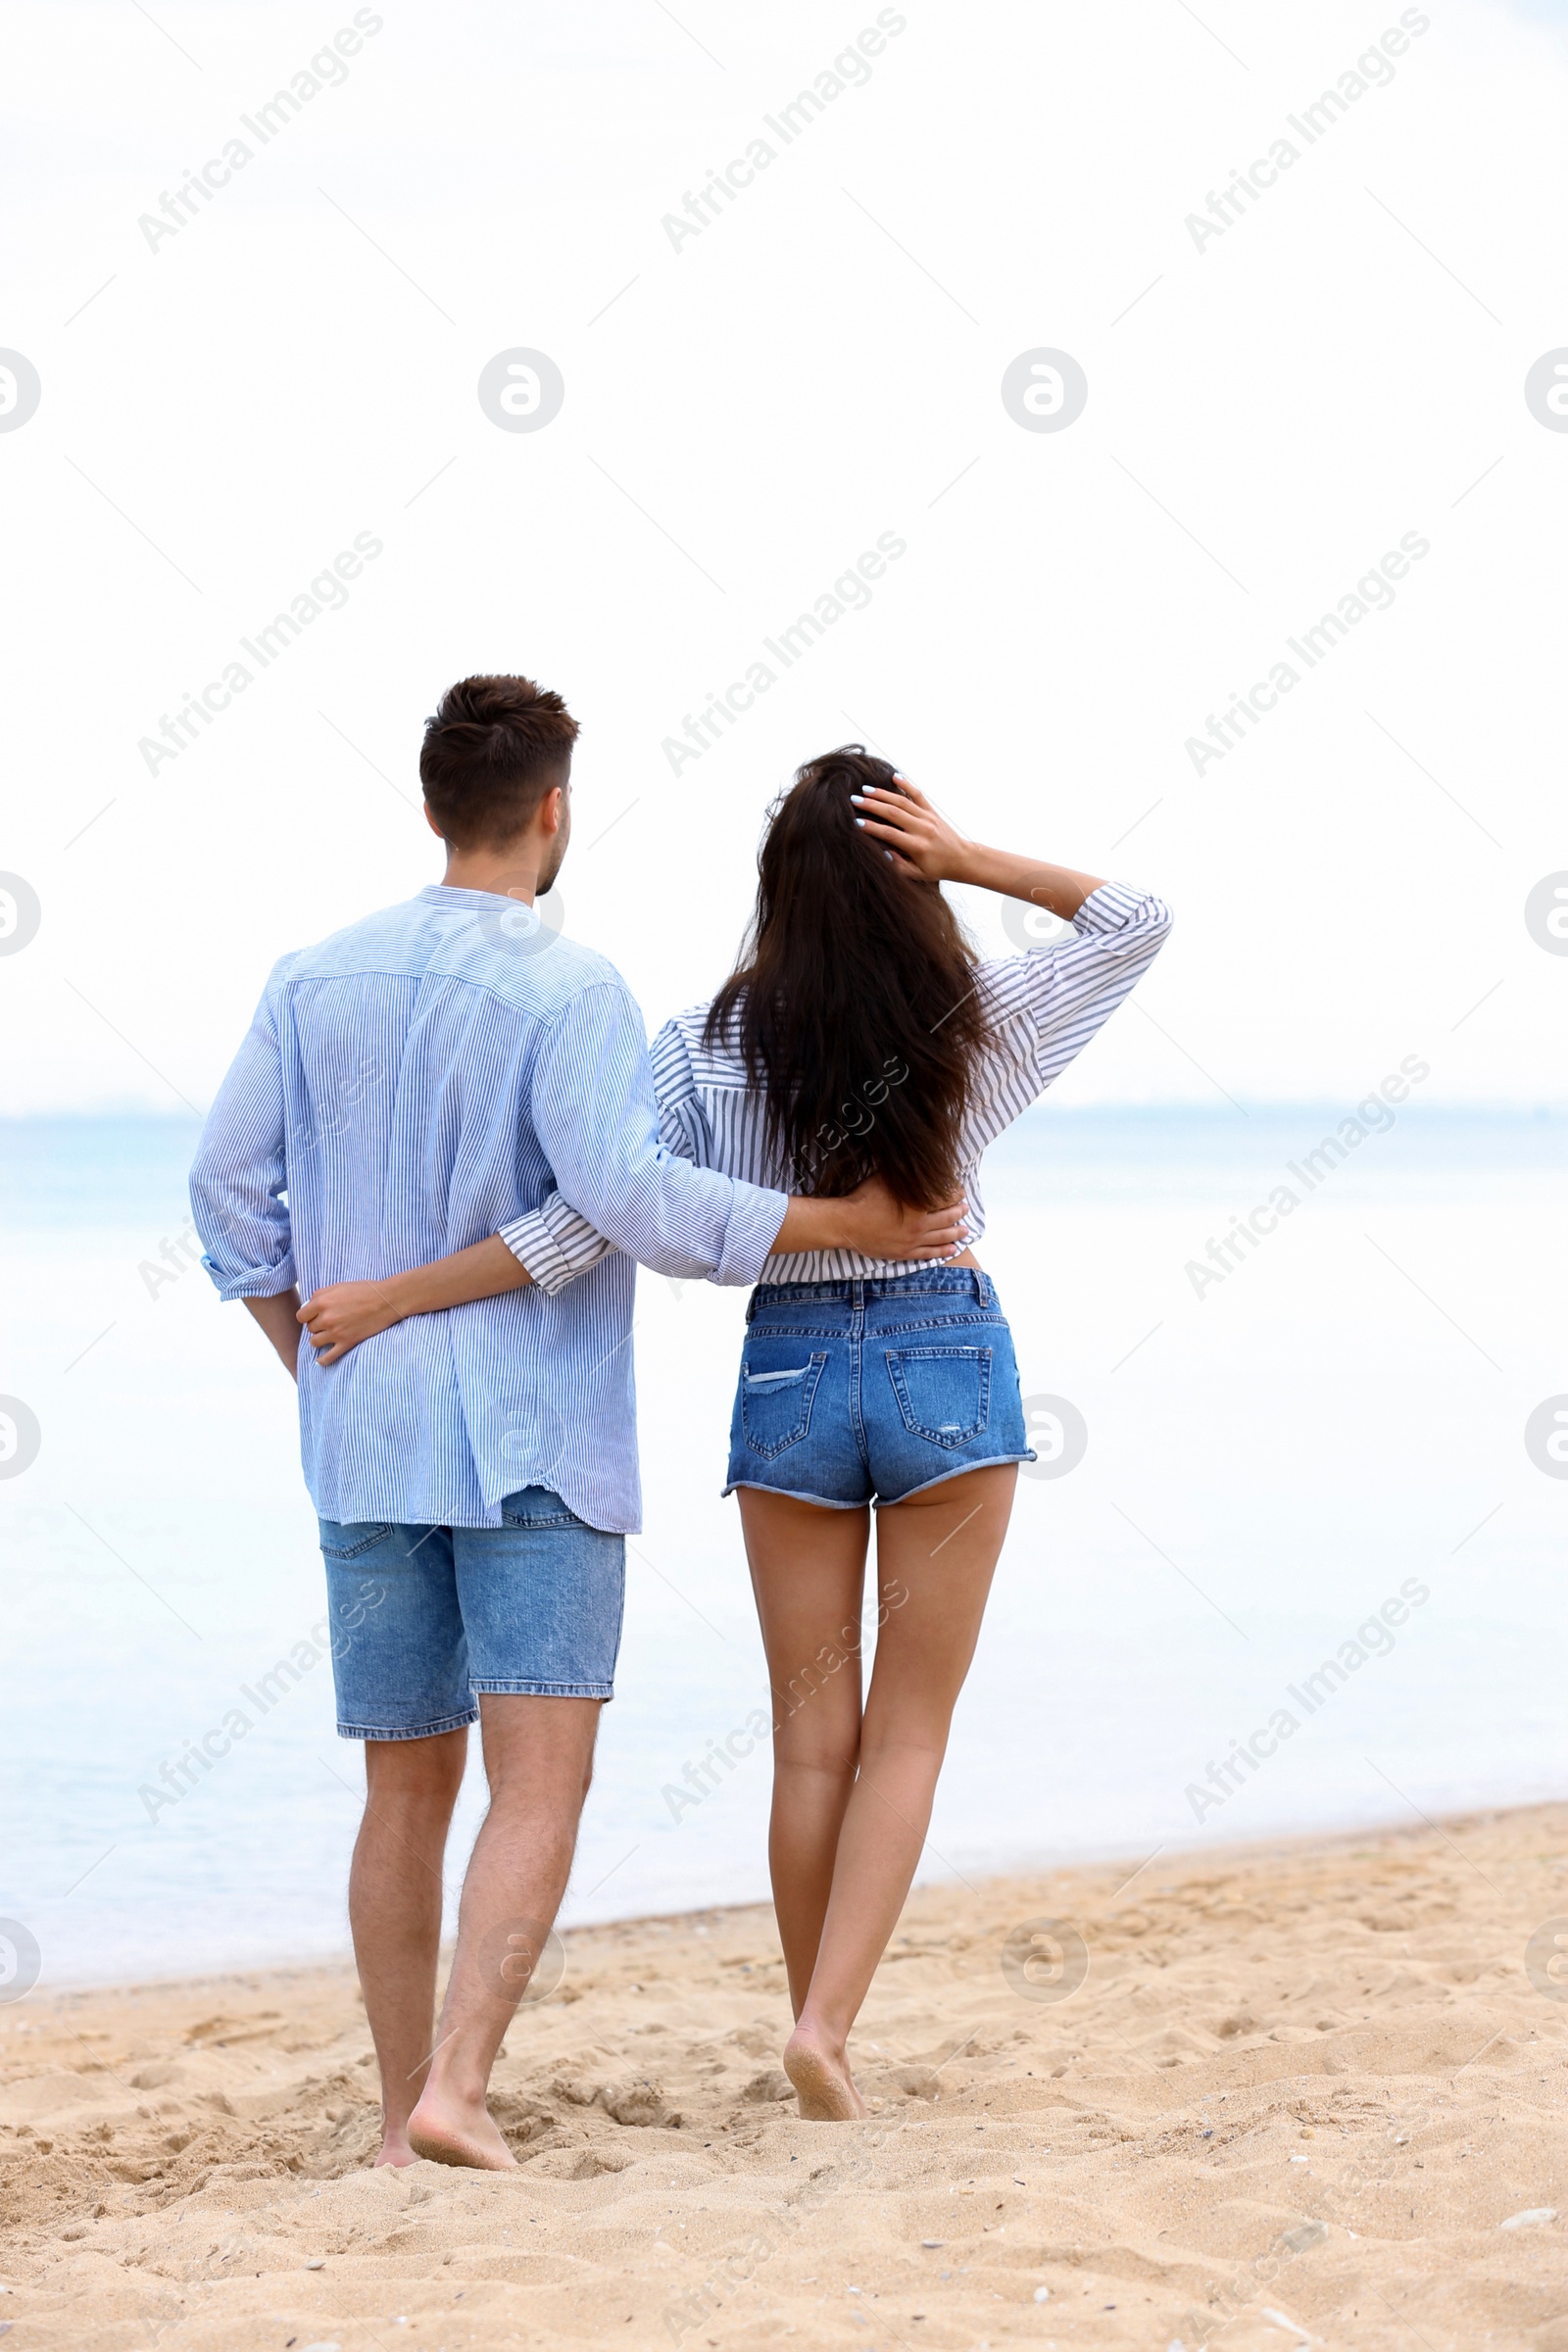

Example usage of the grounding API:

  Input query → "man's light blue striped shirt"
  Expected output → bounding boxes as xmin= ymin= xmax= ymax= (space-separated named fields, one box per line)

xmin=190 ymin=884 xmax=787 ymax=1535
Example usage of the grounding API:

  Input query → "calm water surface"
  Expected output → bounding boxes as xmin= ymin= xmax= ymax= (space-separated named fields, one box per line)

xmin=2 ymin=1107 xmax=1562 ymax=1986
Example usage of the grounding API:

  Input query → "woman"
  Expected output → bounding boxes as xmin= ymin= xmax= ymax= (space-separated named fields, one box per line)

xmin=304 ymin=753 xmax=1170 ymax=2119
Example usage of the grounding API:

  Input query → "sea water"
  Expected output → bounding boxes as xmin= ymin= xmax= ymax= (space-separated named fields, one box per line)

xmin=2 ymin=1106 xmax=1563 ymax=1987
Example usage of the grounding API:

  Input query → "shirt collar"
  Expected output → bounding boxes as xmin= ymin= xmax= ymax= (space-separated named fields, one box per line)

xmin=417 ymin=882 xmax=534 ymax=912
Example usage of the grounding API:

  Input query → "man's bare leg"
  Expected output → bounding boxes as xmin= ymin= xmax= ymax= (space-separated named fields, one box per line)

xmin=407 ymin=1694 xmax=602 ymax=2169
xmin=350 ymin=1729 xmax=469 ymax=2167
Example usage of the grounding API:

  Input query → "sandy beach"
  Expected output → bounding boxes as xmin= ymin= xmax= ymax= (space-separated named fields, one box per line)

xmin=2 ymin=1802 xmax=1565 ymax=2351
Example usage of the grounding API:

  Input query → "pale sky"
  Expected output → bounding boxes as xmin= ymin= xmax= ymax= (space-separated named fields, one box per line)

xmin=3 ymin=0 xmax=1564 ymax=1112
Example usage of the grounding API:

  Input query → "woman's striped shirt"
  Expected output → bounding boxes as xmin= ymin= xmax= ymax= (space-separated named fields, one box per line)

xmin=505 ymin=880 xmax=1171 ymax=1290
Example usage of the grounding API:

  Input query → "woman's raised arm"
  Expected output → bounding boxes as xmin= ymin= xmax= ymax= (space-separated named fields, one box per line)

xmin=850 ymin=775 xmax=1106 ymax=920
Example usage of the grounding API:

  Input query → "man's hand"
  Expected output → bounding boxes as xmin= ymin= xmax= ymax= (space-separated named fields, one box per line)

xmin=773 ymin=1173 xmax=968 ymax=1261
xmin=835 ymin=1173 xmax=969 ymax=1261
xmin=838 ymin=1172 xmax=968 ymax=1260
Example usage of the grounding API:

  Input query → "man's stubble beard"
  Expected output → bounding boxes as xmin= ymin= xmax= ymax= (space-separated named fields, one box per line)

xmin=537 ymin=830 xmax=567 ymax=895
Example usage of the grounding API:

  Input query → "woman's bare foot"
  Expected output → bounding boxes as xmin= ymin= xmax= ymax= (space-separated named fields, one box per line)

xmin=374 ymin=2132 xmax=419 ymax=2168
xmin=783 ymin=2024 xmax=868 ymax=2121
xmin=406 ymin=2089 xmax=517 ymax=2171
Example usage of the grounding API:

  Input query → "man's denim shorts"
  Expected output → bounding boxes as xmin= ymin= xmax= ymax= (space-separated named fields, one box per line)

xmin=724 ymin=1267 xmax=1036 ymax=1509
xmin=318 ymin=1486 xmax=625 ymax=1741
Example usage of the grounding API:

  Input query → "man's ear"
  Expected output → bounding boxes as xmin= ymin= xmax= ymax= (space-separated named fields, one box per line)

xmin=540 ymin=783 xmax=564 ymax=836
xmin=423 ymin=801 xmax=445 ymax=840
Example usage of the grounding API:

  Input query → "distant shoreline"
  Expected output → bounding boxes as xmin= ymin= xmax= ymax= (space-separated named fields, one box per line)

xmin=22 ymin=1797 xmax=1557 ymax=2003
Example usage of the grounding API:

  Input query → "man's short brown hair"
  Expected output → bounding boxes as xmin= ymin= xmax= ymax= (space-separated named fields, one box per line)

xmin=419 ymin=674 xmax=579 ymax=849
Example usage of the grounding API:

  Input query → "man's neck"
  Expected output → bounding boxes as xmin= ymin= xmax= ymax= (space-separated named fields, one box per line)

xmin=438 ymin=845 xmax=542 ymax=902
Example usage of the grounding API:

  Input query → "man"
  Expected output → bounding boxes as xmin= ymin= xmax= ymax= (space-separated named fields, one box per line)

xmin=190 ymin=674 xmax=965 ymax=2172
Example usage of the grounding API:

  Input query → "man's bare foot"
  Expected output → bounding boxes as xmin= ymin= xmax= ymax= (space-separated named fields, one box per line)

xmin=375 ymin=2132 xmax=419 ymax=2168
xmin=406 ymin=2089 xmax=517 ymax=2171
xmin=783 ymin=2025 xmax=868 ymax=2121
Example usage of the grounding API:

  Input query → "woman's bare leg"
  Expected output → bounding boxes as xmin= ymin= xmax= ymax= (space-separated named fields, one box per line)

xmin=783 ymin=1463 xmax=1017 ymax=2117
xmin=736 ymin=1490 xmax=871 ymax=2017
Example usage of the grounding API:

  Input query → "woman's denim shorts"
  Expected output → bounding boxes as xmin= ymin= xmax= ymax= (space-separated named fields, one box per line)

xmin=724 ymin=1267 xmax=1036 ymax=1509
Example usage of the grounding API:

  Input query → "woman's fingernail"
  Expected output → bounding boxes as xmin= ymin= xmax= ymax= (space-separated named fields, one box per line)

xmin=850 ymin=794 xmax=865 ymax=804
xmin=855 ymin=818 xmax=864 ymax=828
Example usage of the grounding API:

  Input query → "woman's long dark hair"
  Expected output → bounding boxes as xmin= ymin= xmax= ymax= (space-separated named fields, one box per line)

xmin=704 ymin=748 xmax=992 ymax=1207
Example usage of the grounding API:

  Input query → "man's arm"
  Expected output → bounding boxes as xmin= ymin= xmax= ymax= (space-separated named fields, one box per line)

xmin=298 ymin=1171 xmax=968 ymax=1363
xmin=294 ymin=979 xmax=970 ymax=1366
xmin=521 ymin=982 xmax=965 ymax=1283
xmin=247 ymin=1288 xmax=305 ymax=1378
xmin=771 ymin=1186 xmax=967 ymax=1258
xmin=498 ymin=1171 xmax=969 ymax=1285
xmin=191 ymin=969 xmax=306 ymax=1379
xmin=296 ymin=980 xmax=969 ymax=1362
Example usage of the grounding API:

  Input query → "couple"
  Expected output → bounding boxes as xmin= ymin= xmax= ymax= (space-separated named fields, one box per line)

xmin=191 ymin=672 xmax=1169 ymax=2168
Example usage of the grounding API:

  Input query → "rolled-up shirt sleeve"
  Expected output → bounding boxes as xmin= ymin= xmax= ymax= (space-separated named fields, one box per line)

xmin=1022 ymin=881 xmax=1173 ymax=1080
xmin=498 ymin=1190 xmax=614 ymax=1297
xmin=963 ymin=882 xmax=1173 ymax=1155
xmin=649 ymin=1013 xmax=720 ymax=1165
xmin=520 ymin=982 xmax=787 ymax=1285
xmin=189 ymin=967 xmax=298 ymax=1301
xmin=500 ymin=1009 xmax=724 ymax=1293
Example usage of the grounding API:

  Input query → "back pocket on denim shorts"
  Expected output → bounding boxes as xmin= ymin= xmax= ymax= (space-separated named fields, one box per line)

xmin=741 ymin=1352 xmax=827 ymax=1459
xmin=318 ymin=1522 xmax=393 ymax=1560
xmin=501 ymin=1486 xmax=584 ymax=1530
xmin=885 ymin=1347 xmax=992 ymax=1447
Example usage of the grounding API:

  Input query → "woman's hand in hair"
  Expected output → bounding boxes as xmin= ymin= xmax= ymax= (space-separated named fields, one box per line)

xmin=853 ymin=777 xmax=1109 ymax=919
xmin=850 ymin=777 xmax=972 ymax=884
